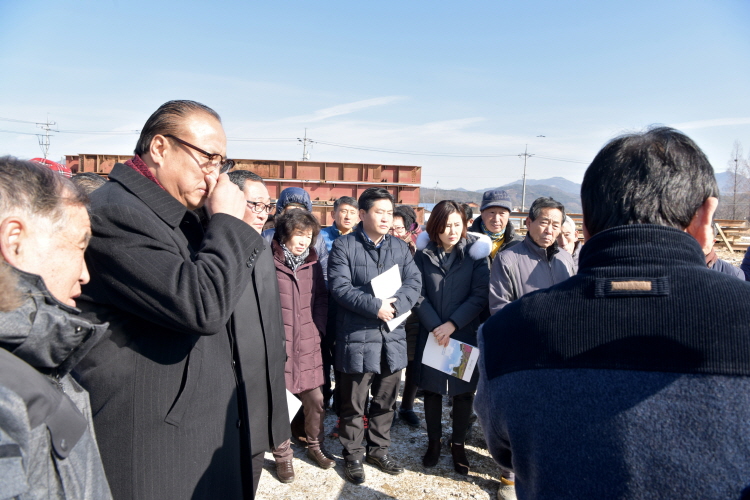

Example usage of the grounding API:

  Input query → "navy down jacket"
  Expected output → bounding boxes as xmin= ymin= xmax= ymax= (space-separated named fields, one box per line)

xmin=328 ymin=223 xmax=422 ymax=374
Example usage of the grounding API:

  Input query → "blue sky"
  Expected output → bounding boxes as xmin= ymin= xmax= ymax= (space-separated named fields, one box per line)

xmin=1 ymin=0 xmax=749 ymax=190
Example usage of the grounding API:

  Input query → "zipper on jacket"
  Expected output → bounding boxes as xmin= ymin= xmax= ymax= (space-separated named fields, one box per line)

xmin=50 ymin=369 xmax=65 ymax=393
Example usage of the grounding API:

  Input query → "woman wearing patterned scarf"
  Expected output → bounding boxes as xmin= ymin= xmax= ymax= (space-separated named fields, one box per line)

xmin=271 ymin=210 xmax=333 ymax=482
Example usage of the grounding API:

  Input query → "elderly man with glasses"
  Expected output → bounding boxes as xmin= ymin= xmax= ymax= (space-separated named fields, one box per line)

xmin=74 ymin=100 xmax=266 ymax=500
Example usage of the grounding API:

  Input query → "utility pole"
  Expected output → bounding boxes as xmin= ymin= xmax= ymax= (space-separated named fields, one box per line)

xmin=433 ymin=181 xmax=439 ymax=204
xmin=36 ymin=117 xmax=57 ymax=160
xmin=733 ymin=152 xmax=739 ymax=220
xmin=519 ymin=144 xmax=534 ymax=211
xmin=298 ymin=128 xmax=312 ymax=161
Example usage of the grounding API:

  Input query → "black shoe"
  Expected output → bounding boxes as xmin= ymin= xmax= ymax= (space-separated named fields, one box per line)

xmin=345 ymin=460 xmax=366 ymax=485
xmin=422 ymin=439 xmax=441 ymax=467
xmin=366 ymin=454 xmax=404 ymax=475
xmin=451 ymin=442 xmax=470 ymax=475
xmin=398 ymin=408 xmax=421 ymax=428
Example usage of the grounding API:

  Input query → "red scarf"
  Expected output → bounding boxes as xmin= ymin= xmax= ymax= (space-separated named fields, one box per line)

xmin=124 ymin=155 xmax=165 ymax=190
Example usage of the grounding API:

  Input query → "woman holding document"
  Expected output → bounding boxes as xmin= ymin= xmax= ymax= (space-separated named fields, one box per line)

xmin=413 ymin=200 xmax=491 ymax=474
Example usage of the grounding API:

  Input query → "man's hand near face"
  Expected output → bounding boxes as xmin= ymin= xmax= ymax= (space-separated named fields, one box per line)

xmin=204 ymin=173 xmax=246 ymax=219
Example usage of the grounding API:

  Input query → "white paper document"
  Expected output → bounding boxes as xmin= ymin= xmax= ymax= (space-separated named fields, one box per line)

xmin=369 ymin=264 xmax=411 ymax=332
xmin=421 ymin=333 xmax=480 ymax=382
xmin=286 ymin=390 xmax=302 ymax=424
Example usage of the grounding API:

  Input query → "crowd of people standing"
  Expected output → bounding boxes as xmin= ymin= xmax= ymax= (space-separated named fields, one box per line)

xmin=1 ymin=99 xmax=749 ymax=500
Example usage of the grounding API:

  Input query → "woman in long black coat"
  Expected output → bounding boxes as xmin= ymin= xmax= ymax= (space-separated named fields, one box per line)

xmin=413 ymin=200 xmax=491 ymax=474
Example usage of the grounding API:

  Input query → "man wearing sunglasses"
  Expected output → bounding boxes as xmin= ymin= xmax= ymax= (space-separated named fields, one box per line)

xmin=74 ymin=100 xmax=265 ymax=500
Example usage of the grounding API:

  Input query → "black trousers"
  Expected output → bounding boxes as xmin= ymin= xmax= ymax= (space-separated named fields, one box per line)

xmin=250 ymin=452 xmax=264 ymax=497
xmin=423 ymin=390 xmax=474 ymax=444
xmin=338 ymin=361 xmax=402 ymax=461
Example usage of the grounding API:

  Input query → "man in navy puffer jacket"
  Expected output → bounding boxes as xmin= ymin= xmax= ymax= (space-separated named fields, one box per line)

xmin=328 ymin=187 xmax=421 ymax=485
xmin=476 ymin=127 xmax=750 ymax=500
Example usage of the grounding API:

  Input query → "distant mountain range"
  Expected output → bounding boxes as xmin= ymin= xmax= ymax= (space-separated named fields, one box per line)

xmin=420 ymin=177 xmax=583 ymax=213
xmin=421 ymin=172 xmax=738 ymax=214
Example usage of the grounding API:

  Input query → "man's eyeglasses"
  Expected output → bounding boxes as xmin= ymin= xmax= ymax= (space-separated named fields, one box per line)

xmin=164 ymin=134 xmax=235 ymax=174
xmin=246 ymin=201 xmax=276 ymax=214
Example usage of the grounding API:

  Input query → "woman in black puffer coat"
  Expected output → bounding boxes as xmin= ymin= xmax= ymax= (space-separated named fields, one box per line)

xmin=413 ymin=200 xmax=491 ymax=474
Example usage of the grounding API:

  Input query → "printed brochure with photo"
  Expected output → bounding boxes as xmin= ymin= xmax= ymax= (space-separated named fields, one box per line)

xmin=422 ymin=333 xmax=479 ymax=382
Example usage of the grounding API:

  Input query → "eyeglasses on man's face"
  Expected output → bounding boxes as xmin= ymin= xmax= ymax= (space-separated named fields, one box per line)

xmin=164 ymin=134 xmax=235 ymax=174
xmin=246 ymin=201 xmax=276 ymax=214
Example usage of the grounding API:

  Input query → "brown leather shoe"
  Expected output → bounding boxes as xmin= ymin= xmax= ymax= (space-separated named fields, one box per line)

xmin=307 ymin=447 xmax=336 ymax=469
xmin=275 ymin=460 xmax=295 ymax=483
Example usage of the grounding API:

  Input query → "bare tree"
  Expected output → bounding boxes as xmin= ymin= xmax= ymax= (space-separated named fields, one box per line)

xmin=719 ymin=141 xmax=750 ymax=220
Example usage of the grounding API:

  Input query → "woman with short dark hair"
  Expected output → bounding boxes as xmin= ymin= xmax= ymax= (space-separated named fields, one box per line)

xmin=413 ymin=200 xmax=491 ymax=474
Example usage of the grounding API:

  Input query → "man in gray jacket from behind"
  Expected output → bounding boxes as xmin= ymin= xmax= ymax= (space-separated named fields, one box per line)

xmin=0 ymin=157 xmax=111 ymax=499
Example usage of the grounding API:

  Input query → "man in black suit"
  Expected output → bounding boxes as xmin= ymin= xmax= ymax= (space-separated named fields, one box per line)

xmin=228 ymin=169 xmax=291 ymax=489
xmin=74 ymin=100 xmax=264 ymax=499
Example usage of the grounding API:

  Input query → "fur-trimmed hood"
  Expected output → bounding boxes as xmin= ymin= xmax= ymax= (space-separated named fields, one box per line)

xmin=416 ymin=231 xmax=492 ymax=260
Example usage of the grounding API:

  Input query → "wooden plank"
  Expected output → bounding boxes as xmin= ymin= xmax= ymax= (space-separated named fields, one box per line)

xmin=715 ymin=222 xmax=735 ymax=252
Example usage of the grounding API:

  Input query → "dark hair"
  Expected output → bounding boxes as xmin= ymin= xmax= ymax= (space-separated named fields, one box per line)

xmin=528 ymin=197 xmax=565 ymax=222
xmin=0 ymin=156 xmax=88 ymax=230
xmin=426 ymin=200 xmax=467 ymax=244
xmin=274 ymin=209 xmax=321 ymax=246
xmin=333 ymin=196 xmax=358 ymax=211
xmin=71 ymin=172 xmax=106 ymax=195
xmin=461 ymin=203 xmax=473 ymax=222
xmin=358 ymin=187 xmax=394 ymax=212
xmin=227 ymin=169 xmax=264 ymax=190
xmin=134 ymin=100 xmax=221 ymax=156
xmin=581 ymin=126 xmax=719 ymax=236
xmin=394 ymin=205 xmax=417 ymax=232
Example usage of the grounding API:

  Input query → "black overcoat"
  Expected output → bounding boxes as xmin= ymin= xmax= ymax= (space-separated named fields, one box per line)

xmin=74 ymin=163 xmax=265 ymax=500
xmin=413 ymin=234 xmax=490 ymax=396
xmin=233 ymin=238 xmax=290 ymax=456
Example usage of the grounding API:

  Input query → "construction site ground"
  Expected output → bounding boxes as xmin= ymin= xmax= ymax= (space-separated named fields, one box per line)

xmin=256 ymin=381 xmax=500 ymax=500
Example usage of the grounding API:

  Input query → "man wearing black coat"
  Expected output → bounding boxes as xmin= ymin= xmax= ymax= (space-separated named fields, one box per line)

xmin=328 ymin=187 xmax=422 ymax=485
xmin=74 ymin=100 xmax=263 ymax=500
xmin=228 ymin=170 xmax=290 ymax=490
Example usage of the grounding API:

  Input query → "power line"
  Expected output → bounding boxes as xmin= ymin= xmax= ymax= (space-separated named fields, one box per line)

xmin=0 ymin=129 xmax=39 ymax=136
xmin=55 ymin=130 xmax=139 ymax=135
xmin=311 ymin=139 xmax=520 ymax=158
xmin=0 ymin=116 xmax=40 ymax=125
xmin=228 ymin=138 xmax=297 ymax=142
xmin=535 ymin=155 xmax=588 ymax=164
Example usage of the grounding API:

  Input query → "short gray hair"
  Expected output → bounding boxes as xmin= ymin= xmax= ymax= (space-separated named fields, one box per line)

xmin=0 ymin=156 xmax=88 ymax=230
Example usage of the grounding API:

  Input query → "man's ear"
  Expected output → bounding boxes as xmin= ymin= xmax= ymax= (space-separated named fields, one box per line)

xmin=582 ymin=220 xmax=591 ymax=242
xmin=149 ymin=135 xmax=168 ymax=166
xmin=685 ymin=197 xmax=719 ymax=254
xmin=0 ymin=217 xmax=26 ymax=267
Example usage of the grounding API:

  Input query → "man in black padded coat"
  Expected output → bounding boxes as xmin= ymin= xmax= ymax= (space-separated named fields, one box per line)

xmin=74 ymin=100 xmax=264 ymax=500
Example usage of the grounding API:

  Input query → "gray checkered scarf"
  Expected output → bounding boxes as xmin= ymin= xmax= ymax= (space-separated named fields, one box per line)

xmin=281 ymin=243 xmax=309 ymax=271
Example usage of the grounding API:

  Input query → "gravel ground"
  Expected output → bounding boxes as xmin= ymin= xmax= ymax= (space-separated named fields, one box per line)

xmin=715 ymin=247 xmax=744 ymax=266
xmin=255 ymin=381 xmax=502 ymax=500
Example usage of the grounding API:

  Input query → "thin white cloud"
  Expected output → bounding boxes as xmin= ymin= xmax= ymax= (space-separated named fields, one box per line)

xmin=672 ymin=117 xmax=750 ymax=130
xmin=280 ymin=96 xmax=406 ymax=123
